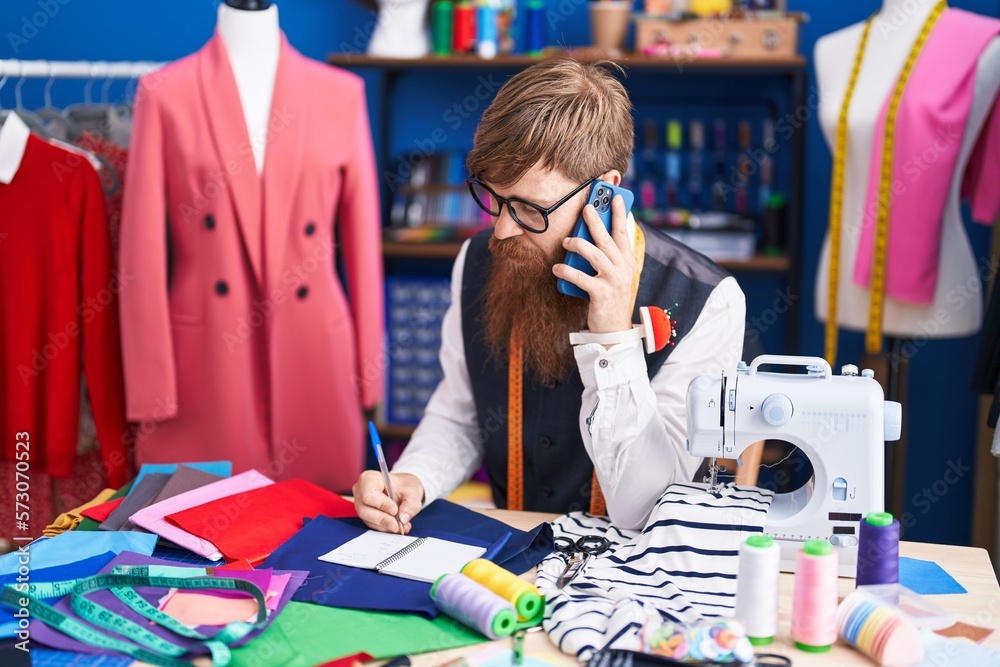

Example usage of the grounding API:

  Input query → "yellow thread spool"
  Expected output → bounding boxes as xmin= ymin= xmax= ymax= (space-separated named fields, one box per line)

xmin=461 ymin=559 xmax=541 ymax=621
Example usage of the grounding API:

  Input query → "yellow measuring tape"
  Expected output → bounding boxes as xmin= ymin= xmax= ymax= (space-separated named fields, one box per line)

xmin=825 ymin=0 xmax=947 ymax=364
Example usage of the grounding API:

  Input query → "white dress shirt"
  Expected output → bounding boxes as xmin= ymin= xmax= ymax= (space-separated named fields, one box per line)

xmin=392 ymin=240 xmax=747 ymax=530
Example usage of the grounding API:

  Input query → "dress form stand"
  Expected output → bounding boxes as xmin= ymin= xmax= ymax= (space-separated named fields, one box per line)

xmin=367 ymin=0 xmax=431 ymax=58
xmin=217 ymin=0 xmax=280 ymax=174
xmin=815 ymin=0 xmax=1000 ymax=518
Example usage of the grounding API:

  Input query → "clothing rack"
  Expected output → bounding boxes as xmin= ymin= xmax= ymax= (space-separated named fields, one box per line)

xmin=0 ymin=59 xmax=166 ymax=79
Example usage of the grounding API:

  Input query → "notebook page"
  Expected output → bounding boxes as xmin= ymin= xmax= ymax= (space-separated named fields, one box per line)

xmin=377 ymin=537 xmax=486 ymax=584
xmin=318 ymin=531 xmax=418 ymax=569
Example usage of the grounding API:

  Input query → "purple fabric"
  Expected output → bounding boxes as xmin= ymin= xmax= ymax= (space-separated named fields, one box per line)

xmin=30 ymin=552 xmax=306 ymax=658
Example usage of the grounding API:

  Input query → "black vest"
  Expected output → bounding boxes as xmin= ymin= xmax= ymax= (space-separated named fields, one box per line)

xmin=461 ymin=223 xmax=732 ymax=513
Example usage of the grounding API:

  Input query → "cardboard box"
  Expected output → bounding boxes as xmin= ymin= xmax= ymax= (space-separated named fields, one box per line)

xmin=635 ymin=14 xmax=800 ymax=60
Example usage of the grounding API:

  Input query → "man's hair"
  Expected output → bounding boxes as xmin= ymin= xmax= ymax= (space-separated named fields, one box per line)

xmin=466 ymin=58 xmax=634 ymax=188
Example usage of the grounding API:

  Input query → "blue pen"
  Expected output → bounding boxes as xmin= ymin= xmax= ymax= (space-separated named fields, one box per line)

xmin=369 ymin=421 xmax=405 ymax=535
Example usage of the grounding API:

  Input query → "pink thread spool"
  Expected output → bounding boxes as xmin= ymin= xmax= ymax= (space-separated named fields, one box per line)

xmin=791 ymin=540 xmax=839 ymax=653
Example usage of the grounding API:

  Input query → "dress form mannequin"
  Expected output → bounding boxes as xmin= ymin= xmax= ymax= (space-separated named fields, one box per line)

xmin=367 ymin=0 xmax=431 ymax=58
xmin=217 ymin=1 xmax=280 ymax=174
xmin=814 ymin=0 xmax=1000 ymax=339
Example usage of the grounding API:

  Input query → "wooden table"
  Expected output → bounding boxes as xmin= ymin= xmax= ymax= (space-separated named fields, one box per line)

xmin=410 ymin=508 xmax=1000 ymax=666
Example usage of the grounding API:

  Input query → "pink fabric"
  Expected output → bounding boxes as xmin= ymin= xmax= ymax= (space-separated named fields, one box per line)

xmin=854 ymin=10 xmax=1000 ymax=305
xmin=129 ymin=470 xmax=273 ymax=560
xmin=119 ymin=34 xmax=383 ymax=492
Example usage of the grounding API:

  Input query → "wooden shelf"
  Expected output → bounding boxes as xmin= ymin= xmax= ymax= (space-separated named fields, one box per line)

xmin=328 ymin=52 xmax=806 ymax=72
xmin=377 ymin=422 xmax=417 ymax=439
xmin=383 ymin=240 xmax=788 ymax=271
xmin=383 ymin=241 xmax=466 ymax=259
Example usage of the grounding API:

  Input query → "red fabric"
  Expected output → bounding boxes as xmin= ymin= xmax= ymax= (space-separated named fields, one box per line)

xmin=164 ymin=478 xmax=357 ymax=565
xmin=312 ymin=653 xmax=374 ymax=667
xmin=0 ymin=135 xmax=129 ymax=487
xmin=215 ymin=558 xmax=254 ymax=571
xmin=80 ymin=496 xmax=125 ymax=522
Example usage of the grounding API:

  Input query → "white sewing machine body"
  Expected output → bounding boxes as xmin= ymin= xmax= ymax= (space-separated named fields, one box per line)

xmin=686 ymin=355 xmax=902 ymax=577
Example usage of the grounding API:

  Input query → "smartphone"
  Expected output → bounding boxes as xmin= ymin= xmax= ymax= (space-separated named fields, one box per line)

xmin=556 ymin=180 xmax=635 ymax=300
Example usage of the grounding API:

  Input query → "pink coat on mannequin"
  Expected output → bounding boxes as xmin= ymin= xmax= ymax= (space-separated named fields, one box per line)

xmin=119 ymin=33 xmax=383 ymax=492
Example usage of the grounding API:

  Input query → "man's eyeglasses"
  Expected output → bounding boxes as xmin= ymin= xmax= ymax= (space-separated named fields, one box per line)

xmin=466 ymin=176 xmax=597 ymax=234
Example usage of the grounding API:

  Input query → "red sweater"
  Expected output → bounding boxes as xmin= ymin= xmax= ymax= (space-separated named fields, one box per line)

xmin=0 ymin=134 xmax=128 ymax=486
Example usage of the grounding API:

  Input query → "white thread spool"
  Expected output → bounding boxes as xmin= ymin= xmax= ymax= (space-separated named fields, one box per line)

xmin=733 ymin=534 xmax=781 ymax=645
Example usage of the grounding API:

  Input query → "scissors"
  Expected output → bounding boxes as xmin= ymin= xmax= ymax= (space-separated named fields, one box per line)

xmin=554 ymin=535 xmax=611 ymax=588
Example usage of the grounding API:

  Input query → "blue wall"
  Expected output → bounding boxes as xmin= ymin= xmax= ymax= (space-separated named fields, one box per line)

xmin=2 ymin=0 xmax=998 ymax=545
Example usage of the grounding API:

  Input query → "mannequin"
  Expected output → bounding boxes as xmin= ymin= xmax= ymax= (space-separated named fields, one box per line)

xmin=814 ymin=0 xmax=1000 ymax=342
xmin=120 ymin=4 xmax=384 ymax=491
xmin=217 ymin=0 xmax=280 ymax=174
xmin=366 ymin=0 xmax=431 ymax=58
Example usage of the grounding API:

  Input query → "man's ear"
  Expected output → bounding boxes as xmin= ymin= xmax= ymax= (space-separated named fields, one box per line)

xmin=599 ymin=169 xmax=623 ymax=186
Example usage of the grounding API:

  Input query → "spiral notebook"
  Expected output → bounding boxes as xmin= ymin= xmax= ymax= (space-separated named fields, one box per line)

xmin=318 ymin=531 xmax=486 ymax=584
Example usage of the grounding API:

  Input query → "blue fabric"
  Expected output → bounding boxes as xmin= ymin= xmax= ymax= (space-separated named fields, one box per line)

xmin=262 ymin=499 xmax=553 ymax=617
xmin=0 ymin=532 xmax=157 ymax=575
xmin=128 ymin=461 xmax=232 ymax=496
xmin=29 ymin=648 xmax=131 ymax=666
xmin=0 ymin=552 xmax=117 ymax=639
xmin=899 ymin=557 xmax=968 ymax=595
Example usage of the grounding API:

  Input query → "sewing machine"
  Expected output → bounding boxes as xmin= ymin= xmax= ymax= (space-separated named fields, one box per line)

xmin=686 ymin=355 xmax=902 ymax=576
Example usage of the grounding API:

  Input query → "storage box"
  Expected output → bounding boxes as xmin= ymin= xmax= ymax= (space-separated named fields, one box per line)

xmin=634 ymin=14 xmax=800 ymax=60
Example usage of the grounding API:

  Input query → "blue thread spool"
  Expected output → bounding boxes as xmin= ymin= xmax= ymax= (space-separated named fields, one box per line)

xmin=477 ymin=1 xmax=497 ymax=58
xmin=431 ymin=573 xmax=517 ymax=639
xmin=525 ymin=0 xmax=544 ymax=56
xmin=856 ymin=512 xmax=900 ymax=587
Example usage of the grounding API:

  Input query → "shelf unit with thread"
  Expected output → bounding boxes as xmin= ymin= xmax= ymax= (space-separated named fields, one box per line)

xmin=327 ymin=52 xmax=808 ymax=437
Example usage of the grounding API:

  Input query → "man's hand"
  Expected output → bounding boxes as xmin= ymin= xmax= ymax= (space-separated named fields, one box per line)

xmin=553 ymin=194 xmax=635 ymax=334
xmin=352 ymin=471 xmax=425 ymax=534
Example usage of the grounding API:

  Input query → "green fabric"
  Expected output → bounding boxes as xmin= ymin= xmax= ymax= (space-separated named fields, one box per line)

xmin=229 ymin=602 xmax=486 ymax=666
xmin=75 ymin=481 xmax=134 ymax=531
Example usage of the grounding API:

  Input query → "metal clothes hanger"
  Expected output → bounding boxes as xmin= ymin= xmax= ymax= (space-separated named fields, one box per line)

xmin=13 ymin=64 xmax=49 ymax=134
xmin=63 ymin=63 xmax=107 ymax=140
xmin=35 ymin=63 xmax=82 ymax=141
xmin=0 ymin=68 xmax=9 ymax=123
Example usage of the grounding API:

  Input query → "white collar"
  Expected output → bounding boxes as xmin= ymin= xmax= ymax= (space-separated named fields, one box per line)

xmin=0 ymin=112 xmax=30 ymax=185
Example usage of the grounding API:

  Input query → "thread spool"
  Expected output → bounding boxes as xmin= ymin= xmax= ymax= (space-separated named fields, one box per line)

xmin=856 ymin=512 xmax=900 ymax=587
xmin=790 ymin=540 xmax=839 ymax=652
xmin=432 ymin=0 xmax=453 ymax=56
xmin=525 ymin=0 xmax=545 ymax=55
xmin=452 ymin=1 xmax=476 ymax=53
xmin=733 ymin=534 xmax=781 ymax=646
xmin=431 ymin=573 xmax=517 ymax=639
xmin=837 ymin=589 xmax=924 ymax=666
xmin=461 ymin=558 xmax=541 ymax=621
xmin=476 ymin=1 xmax=497 ymax=58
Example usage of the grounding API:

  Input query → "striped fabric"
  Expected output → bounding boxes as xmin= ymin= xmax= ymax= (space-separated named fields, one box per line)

xmin=537 ymin=483 xmax=774 ymax=660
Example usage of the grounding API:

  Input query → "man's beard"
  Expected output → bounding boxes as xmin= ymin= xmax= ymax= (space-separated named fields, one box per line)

xmin=483 ymin=236 xmax=589 ymax=386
